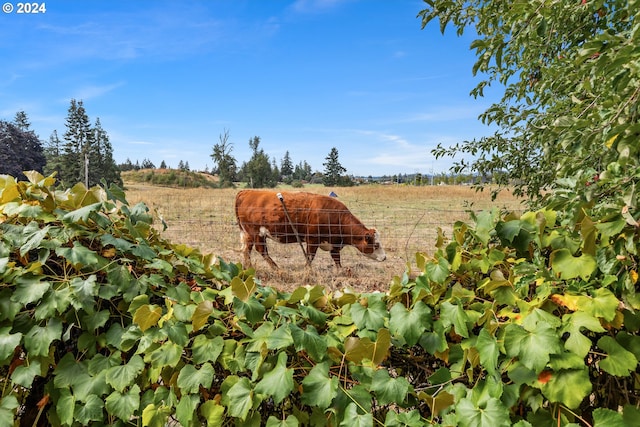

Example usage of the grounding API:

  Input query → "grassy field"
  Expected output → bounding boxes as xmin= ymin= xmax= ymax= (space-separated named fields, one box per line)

xmin=123 ymin=182 xmax=523 ymax=292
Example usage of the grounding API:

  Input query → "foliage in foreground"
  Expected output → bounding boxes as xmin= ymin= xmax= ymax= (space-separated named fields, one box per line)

xmin=422 ymin=0 xmax=640 ymax=201
xmin=0 ymin=172 xmax=639 ymax=426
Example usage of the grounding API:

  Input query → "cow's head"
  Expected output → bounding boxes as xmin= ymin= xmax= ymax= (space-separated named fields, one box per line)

xmin=355 ymin=228 xmax=386 ymax=262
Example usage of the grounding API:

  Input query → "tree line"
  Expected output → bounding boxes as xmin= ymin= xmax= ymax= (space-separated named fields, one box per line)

xmin=208 ymin=129 xmax=351 ymax=188
xmin=0 ymin=100 xmax=121 ymax=188
xmin=1 ymin=102 xmax=354 ymax=189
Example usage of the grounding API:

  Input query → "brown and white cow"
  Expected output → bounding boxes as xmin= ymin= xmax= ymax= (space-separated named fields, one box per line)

xmin=235 ymin=190 xmax=386 ymax=268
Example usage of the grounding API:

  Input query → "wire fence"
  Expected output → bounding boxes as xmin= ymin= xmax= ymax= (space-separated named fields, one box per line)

xmin=153 ymin=201 xmax=522 ymax=291
xmin=125 ymin=185 xmax=523 ymax=291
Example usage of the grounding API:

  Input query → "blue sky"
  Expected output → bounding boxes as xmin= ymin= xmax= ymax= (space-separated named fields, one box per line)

xmin=1 ymin=0 xmax=497 ymax=177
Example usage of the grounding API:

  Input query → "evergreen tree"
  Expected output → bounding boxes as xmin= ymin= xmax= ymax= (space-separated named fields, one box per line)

xmin=61 ymin=99 xmax=94 ymax=186
xmin=0 ymin=119 xmax=46 ymax=179
xmin=141 ymin=158 xmax=155 ymax=169
xmin=281 ymin=151 xmax=294 ymax=182
xmin=55 ymin=100 xmax=121 ymax=187
xmin=271 ymin=158 xmax=280 ymax=184
xmin=293 ymin=161 xmax=313 ymax=181
xmin=322 ymin=147 xmax=347 ymax=186
xmin=43 ymin=130 xmax=64 ymax=178
xmin=13 ymin=111 xmax=31 ymax=131
xmin=118 ymin=158 xmax=135 ymax=171
xmin=93 ymin=118 xmax=122 ymax=186
xmin=160 ymin=160 xmax=167 ymax=169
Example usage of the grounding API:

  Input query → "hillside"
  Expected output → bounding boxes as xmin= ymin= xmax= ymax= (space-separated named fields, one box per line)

xmin=121 ymin=168 xmax=219 ymax=188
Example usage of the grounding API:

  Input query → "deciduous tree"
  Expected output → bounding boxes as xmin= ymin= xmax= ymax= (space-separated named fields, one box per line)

xmin=210 ymin=129 xmax=237 ymax=187
xmin=422 ymin=0 xmax=639 ymax=204
xmin=0 ymin=119 xmax=45 ymax=179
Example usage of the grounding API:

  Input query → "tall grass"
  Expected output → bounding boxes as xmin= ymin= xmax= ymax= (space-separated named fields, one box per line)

xmin=124 ymin=183 xmax=523 ymax=292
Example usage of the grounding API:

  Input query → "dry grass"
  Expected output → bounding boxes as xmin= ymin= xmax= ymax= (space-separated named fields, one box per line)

xmin=124 ymin=183 xmax=523 ymax=292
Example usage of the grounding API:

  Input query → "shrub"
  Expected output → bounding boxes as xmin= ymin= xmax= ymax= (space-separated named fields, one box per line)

xmin=0 ymin=172 xmax=639 ymax=426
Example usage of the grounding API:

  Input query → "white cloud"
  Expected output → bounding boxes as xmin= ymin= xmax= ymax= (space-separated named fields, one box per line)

xmin=72 ymin=82 xmax=125 ymax=101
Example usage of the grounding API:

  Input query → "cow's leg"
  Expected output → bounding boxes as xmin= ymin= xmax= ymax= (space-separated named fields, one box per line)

xmin=330 ymin=248 xmax=342 ymax=268
xmin=240 ymin=231 xmax=254 ymax=267
xmin=305 ymin=242 xmax=319 ymax=265
xmin=255 ymin=236 xmax=278 ymax=269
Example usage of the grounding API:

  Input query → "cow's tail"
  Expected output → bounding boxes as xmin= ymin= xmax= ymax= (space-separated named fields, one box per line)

xmin=233 ymin=192 xmax=246 ymax=253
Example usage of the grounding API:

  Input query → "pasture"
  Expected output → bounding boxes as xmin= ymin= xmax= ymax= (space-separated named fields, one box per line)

xmin=123 ymin=183 xmax=523 ymax=292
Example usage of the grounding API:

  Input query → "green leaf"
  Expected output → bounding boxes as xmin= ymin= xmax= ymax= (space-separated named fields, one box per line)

xmin=301 ymin=362 xmax=338 ymax=409
xmin=226 ymin=377 xmax=253 ymax=421
xmin=597 ymin=336 xmax=638 ymax=377
xmin=175 ymin=394 xmax=200 ymax=427
xmin=105 ymin=355 xmax=145 ymax=392
xmin=0 ymin=289 xmax=21 ymax=322
xmin=561 ymin=312 xmax=605 ymax=357
xmin=504 ymin=322 xmax=562 ymax=372
xmin=496 ymin=219 xmax=522 ymax=243
xmin=62 ymin=202 xmax=103 ymax=223
xmin=11 ymin=360 xmax=41 ymax=388
xmin=56 ymin=389 xmax=74 ymax=426
xmin=69 ymin=275 xmax=99 ymax=310
xmin=456 ymin=397 xmax=511 ymax=427
xmin=349 ymin=294 xmax=388 ymax=331
xmin=266 ymin=415 xmax=299 ymax=427
xmin=267 ymin=324 xmax=294 ymax=350
xmin=385 ymin=409 xmax=425 ymax=426
xmin=74 ymin=394 xmax=104 ymax=424
xmin=425 ymin=256 xmax=450 ymax=284
xmin=20 ymin=223 xmax=49 ymax=256
xmin=389 ymin=301 xmax=432 ymax=346
xmin=24 ymin=318 xmax=62 ymax=357
xmin=55 ymin=241 xmax=102 ymax=270
xmin=550 ymin=248 xmax=596 ymax=280
xmin=371 ymin=368 xmax=410 ymax=406
xmin=145 ymin=342 xmax=183 ymax=368
xmin=200 ymin=400 xmax=225 ymax=427
xmin=105 ymin=384 xmax=141 ymax=421
xmin=54 ymin=353 xmax=86 ymax=389
xmin=476 ymin=328 xmax=499 ymax=375
xmin=339 ymin=403 xmax=373 ymax=427
xmin=538 ymin=368 xmax=591 ymax=409
xmin=593 ymin=408 xmax=626 ymax=427
xmin=473 ymin=210 xmax=495 ymax=245
xmin=0 ymin=327 xmax=22 ymax=363
xmin=177 ymin=363 xmax=215 ymax=394
xmin=11 ymin=275 xmax=50 ymax=305
xmin=0 ymin=395 xmax=20 ymax=427
xmin=142 ymin=403 xmax=172 ymax=427
xmin=290 ymin=324 xmax=327 ymax=362
xmin=247 ymin=322 xmax=275 ymax=353
xmin=233 ymin=296 xmax=266 ymax=324
xmin=584 ymin=288 xmax=620 ymax=322
xmin=192 ymin=335 xmax=224 ymax=365
xmin=255 ymin=352 xmax=294 ymax=404
xmin=440 ymin=301 xmax=469 ymax=338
